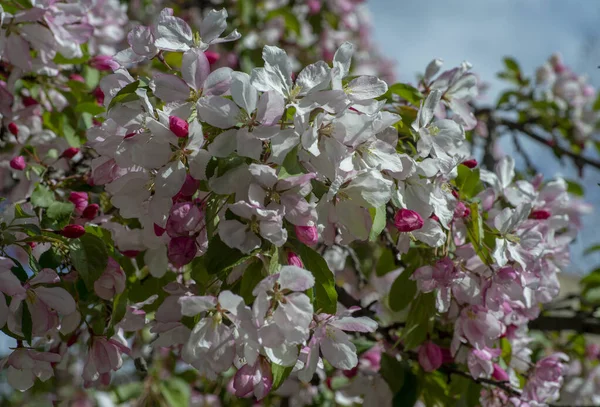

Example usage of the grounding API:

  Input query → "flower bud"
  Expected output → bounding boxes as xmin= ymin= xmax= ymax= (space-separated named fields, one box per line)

xmin=94 ymin=258 xmax=126 ymax=300
xmin=61 ymin=224 xmax=86 ymax=239
xmin=93 ymin=87 xmax=104 ymax=105
xmin=166 ymin=202 xmax=203 ymax=237
xmin=22 ymin=96 xmax=38 ymax=107
xmin=307 ymin=0 xmax=322 ymax=14
xmin=121 ymin=250 xmax=140 ymax=258
xmin=287 ymin=251 xmax=304 ymax=268
xmin=394 ymin=209 xmax=424 ymax=232
xmin=418 ymin=341 xmax=443 ymax=372
xmin=82 ymin=204 xmax=99 ymax=220
xmin=530 ymin=209 xmax=551 ymax=220
xmin=168 ymin=236 xmax=197 ymax=268
xmin=295 ymin=225 xmax=318 ymax=246
xmin=9 ymin=156 xmax=26 ymax=171
xmin=461 ymin=159 xmax=478 ymax=169
xmin=154 ymin=223 xmax=166 ymax=237
xmin=69 ymin=74 xmax=85 ymax=83
xmin=69 ymin=192 xmax=89 ymax=215
xmin=177 ymin=174 xmax=200 ymax=199
xmin=454 ymin=201 xmax=471 ymax=219
xmin=491 ymin=364 xmax=509 ymax=381
xmin=169 ymin=116 xmax=189 ymax=138
xmin=8 ymin=122 xmax=19 ymax=136
xmin=205 ymin=51 xmax=220 ymax=64
xmin=61 ymin=147 xmax=80 ymax=159
xmin=89 ymin=55 xmax=119 ymax=71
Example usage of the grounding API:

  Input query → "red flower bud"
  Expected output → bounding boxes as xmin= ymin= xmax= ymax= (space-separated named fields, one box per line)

xmin=530 ymin=209 xmax=551 ymax=220
xmin=69 ymin=74 xmax=85 ymax=83
xmin=154 ymin=223 xmax=166 ymax=237
xmin=461 ymin=159 xmax=478 ymax=169
xmin=418 ymin=342 xmax=443 ymax=372
xmin=60 ymin=224 xmax=86 ymax=239
xmin=8 ymin=122 xmax=19 ymax=136
xmin=61 ymin=147 xmax=80 ymax=159
xmin=121 ymin=250 xmax=140 ymax=258
xmin=93 ymin=87 xmax=104 ymax=105
xmin=82 ymin=204 xmax=99 ymax=220
xmin=492 ymin=364 xmax=509 ymax=381
xmin=295 ymin=225 xmax=319 ymax=246
xmin=204 ymin=51 xmax=220 ymax=64
xmin=9 ymin=156 xmax=26 ymax=171
xmin=287 ymin=252 xmax=304 ymax=268
xmin=169 ymin=116 xmax=189 ymax=138
xmin=394 ymin=209 xmax=424 ymax=232
xmin=22 ymin=96 xmax=38 ymax=107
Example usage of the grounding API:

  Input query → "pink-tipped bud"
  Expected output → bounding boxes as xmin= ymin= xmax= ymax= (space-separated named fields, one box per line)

xmin=287 ymin=252 xmax=304 ymax=268
xmin=61 ymin=147 xmax=80 ymax=159
xmin=60 ymin=224 xmax=86 ymax=239
xmin=295 ymin=225 xmax=319 ymax=246
xmin=69 ymin=74 xmax=85 ymax=83
xmin=69 ymin=192 xmax=89 ymax=215
xmin=451 ymin=190 xmax=459 ymax=199
xmin=205 ymin=51 xmax=220 ymax=64
xmin=22 ymin=96 xmax=38 ymax=107
xmin=530 ymin=209 xmax=551 ymax=220
xmin=89 ymin=55 xmax=120 ymax=71
xmin=9 ymin=156 xmax=26 ymax=171
xmin=454 ymin=201 xmax=471 ymax=219
xmin=8 ymin=122 xmax=19 ymax=136
xmin=82 ymin=204 xmax=99 ymax=220
xmin=491 ymin=364 xmax=509 ymax=381
xmin=168 ymin=236 xmax=197 ymax=268
xmin=394 ymin=209 xmax=424 ymax=232
xmin=169 ymin=116 xmax=189 ymax=138
xmin=461 ymin=159 xmax=478 ymax=169
xmin=154 ymin=223 xmax=166 ymax=237
xmin=93 ymin=87 xmax=104 ymax=105
xmin=418 ymin=342 xmax=443 ymax=372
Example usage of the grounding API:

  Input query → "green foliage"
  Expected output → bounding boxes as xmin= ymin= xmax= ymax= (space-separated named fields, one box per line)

xmin=384 ymin=83 xmax=423 ymax=105
xmin=31 ymin=185 xmax=55 ymax=208
xmin=69 ymin=234 xmax=109 ymax=290
xmin=271 ymin=363 xmax=294 ymax=391
xmin=293 ymin=242 xmax=338 ymax=314
xmin=388 ymin=269 xmax=417 ymax=312
xmin=108 ymin=80 xmax=140 ymax=110
xmin=368 ymin=205 xmax=387 ymax=242
xmin=44 ymin=202 xmax=75 ymax=229
xmin=159 ymin=377 xmax=191 ymax=407
xmin=39 ymin=247 xmax=63 ymax=269
xmin=455 ymin=165 xmax=483 ymax=199
xmin=204 ymin=235 xmax=251 ymax=275
xmin=240 ymin=260 xmax=265 ymax=303
xmin=22 ymin=304 xmax=33 ymax=345
xmin=401 ymin=292 xmax=436 ymax=350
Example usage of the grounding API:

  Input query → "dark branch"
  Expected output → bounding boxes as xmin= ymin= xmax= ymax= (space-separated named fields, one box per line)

xmin=528 ymin=314 xmax=600 ymax=335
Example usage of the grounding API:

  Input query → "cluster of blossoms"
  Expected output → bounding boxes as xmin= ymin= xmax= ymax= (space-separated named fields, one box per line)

xmin=534 ymin=53 xmax=598 ymax=146
xmin=0 ymin=3 xmax=596 ymax=407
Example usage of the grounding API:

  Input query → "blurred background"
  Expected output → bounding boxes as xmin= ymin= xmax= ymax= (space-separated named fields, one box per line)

xmin=368 ymin=0 xmax=600 ymax=275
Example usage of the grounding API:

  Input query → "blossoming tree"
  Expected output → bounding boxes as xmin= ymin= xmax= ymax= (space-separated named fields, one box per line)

xmin=0 ymin=1 xmax=599 ymax=406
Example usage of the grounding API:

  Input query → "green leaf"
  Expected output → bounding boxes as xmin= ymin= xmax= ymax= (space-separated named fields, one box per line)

xmin=54 ymin=53 xmax=89 ymax=64
xmin=375 ymin=249 xmax=396 ymax=276
xmin=31 ymin=185 xmax=55 ymax=208
xmin=368 ymin=205 xmax=387 ymax=242
xmin=74 ymin=102 xmax=105 ymax=115
xmin=108 ymin=80 xmax=140 ymax=110
xmin=204 ymin=236 xmax=250 ymax=275
xmin=39 ymin=247 xmax=62 ymax=269
xmin=13 ymin=203 xmax=34 ymax=219
xmin=455 ymin=166 xmax=483 ymax=199
xmin=83 ymin=66 xmax=100 ymax=90
xmin=388 ymin=269 xmax=417 ymax=312
xmin=380 ymin=354 xmax=404 ymax=393
xmin=402 ymin=293 xmax=436 ymax=350
xmin=466 ymin=202 xmax=489 ymax=265
xmin=392 ymin=365 xmax=419 ymax=407
xmin=294 ymin=243 xmax=337 ymax=314
xmin=11 ymin=263 xmax=29 ymax=283
xmin=107 ymin=288 xmax=129 ymax=337
xmin=500 ymin=337 xmax=512 ymax=364
xmin=268 ymin=245 xmax=280 ymax=274
xmin=129 ymin=273 xmax=176 ymax=313
xmin=159 ymin=377 xmax=190 ymax=407
xmin=266 ymin=8 xmax=301 ymax=36
xmin=15 ymin=223 xmax=42 ymax=236
xmin=503 ymin=57 xmax=521 ymax=74
xmin=69 ymin=234 xmax=109 ymax=290
xmin=22 ymin=303 xmax=33 ymax=344
xmin=46 ymin=201 xmax=75 ymax=228
xmin=279 ymin=146 xmax=304 ymax=178
xmin=584 ymin=244 xmax=600 ymax=256
xmin=386 ymin=83 xmax=423 ymax=105
xmin=240 ymin=261 xmax=264 ymax=303
xmin=271 ymin=363 xmax=294 ymax=391
xmin=565 ymin=179 xmax=585 ymax=197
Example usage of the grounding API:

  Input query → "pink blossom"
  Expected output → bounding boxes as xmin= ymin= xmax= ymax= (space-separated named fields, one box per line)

xmin=418 ymin=342 xmax=443 ymax=372
xmin=4 ymin=349 xmax=61 ymax=391
xmin=8 ymin=122 xmax=19 ymax=136
xmin=394 ymin=209 xmax=424 ymax=232
xmin=94 ymin=258 xmax=126 ymax=300
xmin=82 ymin=204 xmax=99 ymax=220
xmin=455 ymin=305 xmax=504 ymax=350
xmin=176 ymin=174 xmax=200 ymax=199
xmin=9 ymin=156 xmax=26 ymax=171
xmin=169 ymin=116 xmax=189 ymax=138
xmin=492 ymin=364 xmax=509 ymax=381
xmin=89 ymin=55 xmax=120 ymax=71
xmin=287 ymin=251 xmax=304 ymax=267
xmin=69 ymin=192 xmax=89 ymax=215
xmin=295 ymin=225 xmax=319 ymax=246
xmin=83 ymin=336 xmax=130 ymax=387
xmin=205 ymin=51 xmax=220 ymax=64
xmin=467 ymin=347 xmax=500 ymax=379
xmin=166 ymin=202 xmax=203 ymax=237
xmin=232 ymin=357 xmax=273 ymax=400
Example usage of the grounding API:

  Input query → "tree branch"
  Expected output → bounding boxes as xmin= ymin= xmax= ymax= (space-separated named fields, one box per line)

xmin=528 ymin=314 xmax=600 ymax=335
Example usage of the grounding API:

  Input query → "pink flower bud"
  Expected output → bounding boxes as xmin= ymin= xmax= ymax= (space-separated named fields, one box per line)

xmin=89 ymin=55 xmax=120 ymax=71
xmin=93 ymin=257 xmax=126 ymax=300
xmin=22 ymin=96 xmax=38 ymax=107
xmin=69 ymin=192 xmax=89 ymax=215
xmin=93 ymin=87 xmax=104 ymax=105
xmin=177 ymin=174 xmax=200 ymax=199
xmin=530 ymin=209 xmax=551 ymax=220
xmin=154 ymin=223 xmax=166 ymax=237
xmin=454 ymin=201 xmax=471 ymax=219
xmin=492 ymin=364 xmax=509 ymax=381
xmin=168 ymin=236 xmax=197 ymax=268
xmin=61 ymin=147 xmax=80 ymax=159
xmin=287 ymin=251 xmax=304 ymax=268
xmin=169 ymin=116 xmax=189 ymax=138
xmin=307 ymin=0 xmax=322 ymax=14
xmin=394 ymin=209 xmax=424 ymax=232
xmin=461 ymin=159 xmax=478 ymax=169
xmin=61 ymin=224 xmax=86 ymax=239
xmin=586 ymin=344 xmax=600 ymax=359
xmin=9 ymin=156 xmax=26 ymax=171
xmin=69 ymin=74 xmax=85 ymax=83
xmin=295 ymin=225 xmax=318 ymax=246
xmin=418 ymin=341 xmax=443 ymax=372
xmin=82 ymin=204 xmax=99 ymax=220
xmin=121 ymin=250 xmax=140 ymax=258
xmin=204 ymin=51 xmax=220 ymax=64
xmin=8 ymin=122 xmax=19 ymax=136
xmin=166 ymin=202 xmax=203 ymax=237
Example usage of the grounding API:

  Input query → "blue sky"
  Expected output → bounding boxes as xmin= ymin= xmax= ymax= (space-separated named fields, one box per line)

xmin=369 ymin=0 xmax=600 ymax=274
